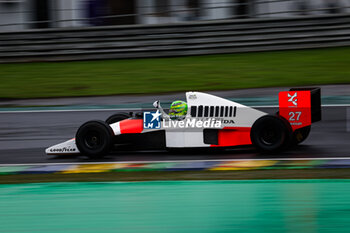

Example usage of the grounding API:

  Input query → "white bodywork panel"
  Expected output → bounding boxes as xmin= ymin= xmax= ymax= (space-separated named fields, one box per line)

xmin=164 ymin=92 xmax=267 ymax=148
xmin=45 ymin=138 xmax=79 ymax=155
xmin=165 ymin=130 xmax=207 ymax=148
xmin=110 ymin=122 xmax=121 ymax=135
xmin=186 ymin=92 xmax=266 ymax=127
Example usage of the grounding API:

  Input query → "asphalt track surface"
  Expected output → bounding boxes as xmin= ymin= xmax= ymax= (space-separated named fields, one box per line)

xmin=0 ymin=105 xmax=349 ymax=165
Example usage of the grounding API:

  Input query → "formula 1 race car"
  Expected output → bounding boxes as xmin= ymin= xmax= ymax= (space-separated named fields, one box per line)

xmin=46 ymin=88 xmax=321 ymax=158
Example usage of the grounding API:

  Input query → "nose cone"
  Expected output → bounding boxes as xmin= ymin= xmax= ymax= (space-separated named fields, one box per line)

xmin=45 ymin=138 xmax=80 ymax=155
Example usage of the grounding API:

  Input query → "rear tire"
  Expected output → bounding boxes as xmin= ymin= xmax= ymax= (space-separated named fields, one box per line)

xmin=250 ymin=115 xmax=292 ymax=153
xmin=106 ymin=113 xmax=130 ymax=125
xmin=76 ymin=120 xmax=114 ymax=158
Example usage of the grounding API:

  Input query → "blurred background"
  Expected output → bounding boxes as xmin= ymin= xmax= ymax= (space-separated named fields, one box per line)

xmin=0 ymin=0 xmax=349 ymax=30
xmin=0 ymin=0 xmax=350 ymax=64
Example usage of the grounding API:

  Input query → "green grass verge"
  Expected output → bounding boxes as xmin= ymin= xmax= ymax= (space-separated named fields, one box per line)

xmin=1 ymin=47 xmax=350 ymax=99
xmin=1 ymin=169 xmax=350 ymax=184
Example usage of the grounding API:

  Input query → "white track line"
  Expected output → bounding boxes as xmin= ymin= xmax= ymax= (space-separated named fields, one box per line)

xmin=0 ymin=104 xmax=349 ymax=113
xmin=0 ymin=108 xmax=140 ymax=113
xmin=2 ymin=157 xmax=350 ymax=167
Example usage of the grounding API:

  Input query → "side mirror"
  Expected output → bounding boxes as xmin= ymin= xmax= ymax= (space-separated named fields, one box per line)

xmin=153 ymin=100 xmax=160 ymax=108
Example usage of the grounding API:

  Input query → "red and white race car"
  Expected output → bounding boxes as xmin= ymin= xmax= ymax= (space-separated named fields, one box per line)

xmin=46 ymin=88 xmax=321 ymax=158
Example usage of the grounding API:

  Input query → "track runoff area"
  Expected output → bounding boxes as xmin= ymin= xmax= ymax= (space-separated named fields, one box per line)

xmin=1 ymin=180 xmax=350 ymax=233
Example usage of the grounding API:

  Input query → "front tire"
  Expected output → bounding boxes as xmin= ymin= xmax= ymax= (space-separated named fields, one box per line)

xmin=250 ymin=115 xmax=292 ymax=153
xmin=76 ymin=120 xmax=114 ymax=158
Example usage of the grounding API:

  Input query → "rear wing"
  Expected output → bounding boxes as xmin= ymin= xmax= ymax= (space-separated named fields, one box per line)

xmin=279 ymin=87 xmax=321 ymax=130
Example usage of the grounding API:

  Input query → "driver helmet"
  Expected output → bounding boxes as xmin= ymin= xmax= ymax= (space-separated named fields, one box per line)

xmin=169 ymin=100 xmax=187 ymax=119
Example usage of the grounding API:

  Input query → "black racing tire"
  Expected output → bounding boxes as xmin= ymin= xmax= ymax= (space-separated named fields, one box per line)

xmin=106 ymin=113 xmax=130 ymax=125
xmin=250 ymin=115 xmax=293 ymax=153
xmin=75 ymin=120 xmax=114 ymax=158
xmin=293 ymin=126 xmax=311 ymax=145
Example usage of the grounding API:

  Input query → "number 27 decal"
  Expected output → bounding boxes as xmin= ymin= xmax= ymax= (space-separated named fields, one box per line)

xmin=289 ymin=111 xmax=301 ymax=121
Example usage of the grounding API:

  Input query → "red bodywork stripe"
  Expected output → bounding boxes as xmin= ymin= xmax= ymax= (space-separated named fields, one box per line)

xmin=119 ymin=119 xmax=143 ymax=134
xmin=211 ymin=127 xmax=252 ymax=147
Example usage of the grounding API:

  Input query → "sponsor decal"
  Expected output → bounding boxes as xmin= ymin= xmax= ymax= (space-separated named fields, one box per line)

xmin=50 ymin=147 xmax=76 ymax=152
xmin=221 ymin=119 xmax=235 ymax=124
xmin=143 ymin=110 xmax=161 ymax=129
xmin=143 ymin=111 xmax=234 ymax=129
xmin=188 ymin=94 xmax=197 ymax=100
xmin=288 ymin=92 xmax=298 ymax=106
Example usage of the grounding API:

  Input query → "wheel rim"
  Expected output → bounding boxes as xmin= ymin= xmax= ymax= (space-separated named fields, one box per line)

xmin=260 ymin=125 xmax=280 ymax=145
xmin=84 ymin=130 xmax=102 ymax=149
